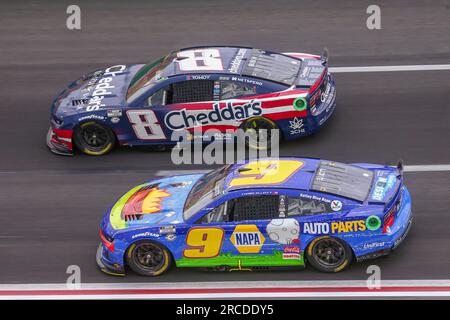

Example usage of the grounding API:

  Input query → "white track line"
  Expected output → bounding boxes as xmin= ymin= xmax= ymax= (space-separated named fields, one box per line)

xmin=5 ymin=292 xmax=450 ymax=300
xmin=4 ymin=279 xmax=450 ymax=289
xmin=155 ymin=164 xmax=450 ymax=176
xmin=2 ymin=280 xmax=450 ymax=299
xmin=404 ymin=164 xmax=450 ymax=172
xmin=330 ymin=64 xmax=450 ymax=73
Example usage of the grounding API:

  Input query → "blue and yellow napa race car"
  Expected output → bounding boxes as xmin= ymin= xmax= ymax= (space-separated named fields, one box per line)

xmin=97 ymin=157 xmax=412 ymax=276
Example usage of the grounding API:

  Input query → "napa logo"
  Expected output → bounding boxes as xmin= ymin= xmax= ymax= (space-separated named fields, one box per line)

xmin=230 ymin=225 xmax=265 ymax=253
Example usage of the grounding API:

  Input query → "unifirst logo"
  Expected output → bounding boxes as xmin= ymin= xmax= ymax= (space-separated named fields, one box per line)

xmin=86 ymin=65 xmax=126 ymax=112
xmin=230 ymin=225 xmax=265 ymax=253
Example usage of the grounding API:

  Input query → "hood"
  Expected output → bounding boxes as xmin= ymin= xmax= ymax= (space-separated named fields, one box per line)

xmin=53 ymin=64 xmax=144 ymax=116
xmin=106 ymin=174 xmax=204 ymax=231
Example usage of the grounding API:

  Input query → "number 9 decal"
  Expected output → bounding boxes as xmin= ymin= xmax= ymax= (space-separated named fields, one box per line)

xmin=229 ymin=160 xmax=304 ymax=187
xmin=183 ymin=227 xmax=224 ymax=258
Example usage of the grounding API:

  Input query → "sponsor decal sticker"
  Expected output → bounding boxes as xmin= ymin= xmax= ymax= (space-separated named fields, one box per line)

xmin=331 ymin=200 xmax=343 ymax=211
xmin=363 ymin=241 xmax=385 ymax=250
xmin=371 ymin=174 xmax=397 ymax=201
xmin=159 ymin=226 xmax=176 ymax=234
xmin=228 ymin=48 xmax=247 ymax=74
xmin=231 ymin=76 xmax=263 ymax=86
xmin=107 ymin=109 xmax=122 ymax=118
xmin=279 ymin=195 xmax=286 ymax=218
xmin=78 ymin=114 xmax=105 ymax=122
xmin=283 ymin=245 xmax=301 ymax=259
xmin=132 ymin=231 xmax=160 ymax=239
xmin=165 ymin=234 xmax=176 ymax=241
xmin=266 ymin=218 xmax=300 ymax=244
xmin=302 ymin=220 xmax=367 ymax=235
xmin=187 ymin=74 xmax=211 ymax=80
xmin=164 ymin=100 xmax=262 ymax=130
xmin=230 ymin=225 xmax=265 ymax=253
xmin=289 ymin=117 xmax=305 ymax=135
xmin=85 ymin=65 xmax=127 ymax=112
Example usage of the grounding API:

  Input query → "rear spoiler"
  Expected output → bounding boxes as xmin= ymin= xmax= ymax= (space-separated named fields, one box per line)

xmin=295 ymin=48 xmax=329 ymax=88
xmin=367 ymin=161 xmax=404 ymax=206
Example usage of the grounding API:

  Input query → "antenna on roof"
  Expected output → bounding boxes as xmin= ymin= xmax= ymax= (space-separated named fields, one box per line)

xmin=321 ymin=47 xmax=329 ymax=66
xmin=397 ymin=159 xmax=404 ymax=178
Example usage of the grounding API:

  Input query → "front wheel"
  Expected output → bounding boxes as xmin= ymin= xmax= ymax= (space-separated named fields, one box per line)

xmin=73 ymin=121 xmax=116 ymax=156
xmin=306 ymin=236 xmax=352 ymax=273
xmin=126 ymin=241 xmax=172 ymax=276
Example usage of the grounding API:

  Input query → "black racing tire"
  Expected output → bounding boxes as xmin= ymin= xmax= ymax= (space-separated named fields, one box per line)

xmin=126 ymin=240 xmax=172 ymax=276
xmin=73 ymin=121 xmax=116 ymax=156
xmin=306 ymin=236 xmax=353 ymax=273
xmin=238 ymin=117 xmax=280 ymax=151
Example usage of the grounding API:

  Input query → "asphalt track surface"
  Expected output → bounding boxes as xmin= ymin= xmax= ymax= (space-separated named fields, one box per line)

xmin=0 ymin=0 xmax=450 ymax=284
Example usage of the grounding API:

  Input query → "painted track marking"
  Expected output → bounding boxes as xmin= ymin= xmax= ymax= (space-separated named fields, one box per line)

xmin=3 ymin=280 xmax=450 ymax=299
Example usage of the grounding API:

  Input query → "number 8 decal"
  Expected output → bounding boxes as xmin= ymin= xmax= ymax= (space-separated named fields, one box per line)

xmin=176 ymin=49 xmax=224 ymax=71
xmin=183 ymin=227 xmax=224 ymax=258
xmin=127 ymin=110 xmax=166 ymax=140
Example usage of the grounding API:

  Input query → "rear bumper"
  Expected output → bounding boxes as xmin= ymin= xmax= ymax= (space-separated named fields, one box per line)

xmin=356 ymin=217 xmax=412 ymax=262
xmin=46 ymin=127 xmax=73 ymax=156
xmin=281 ymin=74 xmax=336 ymax=140
xmin=356 ymin=187 xmax=413 ymax=262
xmin=96 ymin=243 xmax=126 ymax=276
xmin=391 ymin=215 xmax=412 ymax=250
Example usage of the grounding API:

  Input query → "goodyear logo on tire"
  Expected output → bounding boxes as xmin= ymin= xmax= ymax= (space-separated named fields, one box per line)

xmin=230 ymin=225 xmax=265 ymax=253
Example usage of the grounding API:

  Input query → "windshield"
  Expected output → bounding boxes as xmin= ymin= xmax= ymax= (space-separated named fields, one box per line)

xmin=311 ymin=161 xmax=374 ymax=202
xmin=183 ymin=165 xmax=233 ymax=221
xmin=126 ymin=52 xmax=176 ymax=102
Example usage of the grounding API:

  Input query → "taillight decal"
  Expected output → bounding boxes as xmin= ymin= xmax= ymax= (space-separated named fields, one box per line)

xmin=100 ymin=230 xmax=115 ymax=252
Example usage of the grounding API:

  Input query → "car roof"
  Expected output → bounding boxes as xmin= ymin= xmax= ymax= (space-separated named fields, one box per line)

xmin=163 ymin=46 xmax=301 ymax=82
xmin=224 ymin=157 xmax=322 ymax=192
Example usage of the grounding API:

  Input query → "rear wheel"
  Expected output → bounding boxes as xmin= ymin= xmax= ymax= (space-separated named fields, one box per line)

xmin=126 ymin=241 xmax=172 ymax=276
xmin=73 ymin=121 xmax=115 ymax=156
xmin=239 ymin=117 xmax=280 ymax=150
xmin=306 ymin=236 xmax=352 ymax=273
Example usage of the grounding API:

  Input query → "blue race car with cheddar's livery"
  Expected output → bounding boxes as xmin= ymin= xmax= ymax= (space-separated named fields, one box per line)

xmin=47 ymin=46 xmax=335 ymax=155
xmin=97 ymin=157 xmax=412 ymax=276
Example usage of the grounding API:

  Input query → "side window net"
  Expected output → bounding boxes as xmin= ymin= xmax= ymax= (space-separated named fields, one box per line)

xmin=232 ymin=195 xmax=279 ymax=221
xmin=172 ymin=80 xmax=213 ymax=104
